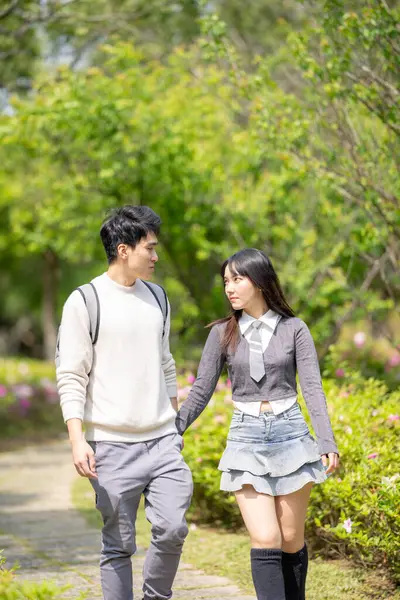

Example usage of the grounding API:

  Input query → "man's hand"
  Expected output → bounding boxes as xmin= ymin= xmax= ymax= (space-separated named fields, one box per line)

xmin=71 ymin=440 xmax=97 ymax=479
xmin=321 ymin=452 xmax=340 ymax=475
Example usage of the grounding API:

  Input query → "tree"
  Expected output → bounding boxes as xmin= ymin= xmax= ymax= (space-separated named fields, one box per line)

xmin=199 ymin=0 xmax=399 ymax=351
xmin=1 ymin=45 xmax=241 ymax=356
xmin=1 ymin=0 xmax=308 ymax=92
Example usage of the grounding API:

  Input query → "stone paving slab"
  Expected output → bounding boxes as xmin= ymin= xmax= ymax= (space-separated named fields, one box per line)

xmin=0 ymin=440 xmax=255 ymax=599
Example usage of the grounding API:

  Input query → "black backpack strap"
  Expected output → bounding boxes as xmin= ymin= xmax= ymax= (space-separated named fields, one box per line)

xmin=142 ymin=281 xmax=168 ymax=337
xmin=76 ymin=282 xmax=100 ymax=345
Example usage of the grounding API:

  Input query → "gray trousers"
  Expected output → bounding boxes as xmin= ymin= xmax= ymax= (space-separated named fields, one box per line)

xmin=89 ymin=433 xmax=193 ymax=600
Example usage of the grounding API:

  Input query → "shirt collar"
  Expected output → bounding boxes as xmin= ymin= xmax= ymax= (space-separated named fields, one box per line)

xmin=239 ymin=309 xmax=281 ymax=336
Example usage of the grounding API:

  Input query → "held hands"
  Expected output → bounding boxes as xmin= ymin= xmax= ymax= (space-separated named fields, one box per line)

xmin=321 ymin=452 xmax=340 ymax=475
xmin=71 ymin=440 xmax=97 ymax=479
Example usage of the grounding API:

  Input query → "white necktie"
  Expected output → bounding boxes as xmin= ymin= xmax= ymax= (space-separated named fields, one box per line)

xmin=249 ymin=321 xmax=265 ymax=382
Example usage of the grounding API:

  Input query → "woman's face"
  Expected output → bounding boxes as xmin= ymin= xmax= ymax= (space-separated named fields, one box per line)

xmin=223 ymin=265 xmax=259 ymax=311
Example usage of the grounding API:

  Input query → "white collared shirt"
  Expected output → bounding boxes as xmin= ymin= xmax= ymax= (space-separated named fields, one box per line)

xmin=233 ymin=309 xmax=297 ymax=416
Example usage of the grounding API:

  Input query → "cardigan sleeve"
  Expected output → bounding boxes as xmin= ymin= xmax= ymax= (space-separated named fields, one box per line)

xmin=295 ymin=320 xmax=339 ymax=456
xmin=176 ymin=325 xmax=226 ymax=434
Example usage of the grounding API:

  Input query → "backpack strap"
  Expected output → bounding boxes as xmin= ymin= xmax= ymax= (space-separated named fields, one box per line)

xmin=55 ymin=282 xmax=100 ymax=368
xmin=76 ymin=282 xmax=100 ymax=345
xmin=142 ymin=281 xmax=168 ymax=338
xmin=56 ymin=280 xmax=166 ymax=370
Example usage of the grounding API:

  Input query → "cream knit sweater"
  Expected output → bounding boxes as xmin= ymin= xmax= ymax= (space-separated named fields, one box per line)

xmin=56 ymin=273 xmax=178 ymax=442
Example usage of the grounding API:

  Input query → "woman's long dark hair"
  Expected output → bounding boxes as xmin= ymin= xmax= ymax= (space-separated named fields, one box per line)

xmin=209 ymin=249 xmax=295 ymax=352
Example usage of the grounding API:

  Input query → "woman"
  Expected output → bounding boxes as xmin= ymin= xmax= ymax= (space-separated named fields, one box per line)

xmin=176 ymin=249 xmax=339 ymax=600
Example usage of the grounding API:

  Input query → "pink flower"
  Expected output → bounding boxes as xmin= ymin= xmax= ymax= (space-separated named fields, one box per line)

xmin=335 ymin=368 xmax=345 ymax=378
xmin=18 ymin=397 xmax=31 ymax=416
xmin=187 ymin=374 xmax=196 ymax=384
xmin=367 ymin=452 xmax=378 ymax=460
xmin=196 ymin=457 xmax=203 ymax=463
xmin=343 ymin=518 xmax=353 ymax=534
xmin=177 ymin=386 xmax=191 ymax=401
xmin=40 ymin=379 xmax=58 ymax=404
xmin=388 ymin=353 xmax=400 ymax=367
xmin=388 ymin=414 xmax=400 ymax=422
xmin=214 ymin=415 xmax=226 ymax=424
xmin=13 ymin=384 xmax=34 ymax=399
xmin=0 ymin=384 xmax=8 ymax=398
xmin=339 ymin=390 xmax=350 ymax=398
xmin=353 ymin=332 xmax=366 ymax=348
xmin=226 ymin=379 xmax=232 ymax=388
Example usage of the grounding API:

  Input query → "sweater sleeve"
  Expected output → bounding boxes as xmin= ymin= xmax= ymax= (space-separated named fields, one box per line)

xmin=56 ymin=290 xmax=93 ymax=422
xmin=295 ymin=320 xmax=339 ymax=455
xmin=176 ymin=325 xmax=226 ymax=434
xmin=161 ymin=300 xmax=177 ymax=398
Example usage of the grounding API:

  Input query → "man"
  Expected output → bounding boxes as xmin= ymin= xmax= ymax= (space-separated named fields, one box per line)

xmin=56 ymin=205 xmax=193 ymax=600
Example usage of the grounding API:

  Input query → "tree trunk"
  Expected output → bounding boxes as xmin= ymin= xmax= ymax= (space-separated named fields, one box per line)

xmin=42 ymin=249 xmax=59 ymax=361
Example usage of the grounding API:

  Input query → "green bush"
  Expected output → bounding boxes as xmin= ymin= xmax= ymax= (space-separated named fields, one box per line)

xmin=324 ymin=328 xmax=400 ymax=392
xmin=0 ymin=553 xmax=73 ymax=599
xmin=181 ymin=374 xmax=400 ymax=583
xmin=0 ymin=358 xmax=62 ymax=440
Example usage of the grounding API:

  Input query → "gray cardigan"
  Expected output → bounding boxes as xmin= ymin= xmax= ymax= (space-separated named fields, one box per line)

xmin=176 ymin=317 xmax=338 ymax=455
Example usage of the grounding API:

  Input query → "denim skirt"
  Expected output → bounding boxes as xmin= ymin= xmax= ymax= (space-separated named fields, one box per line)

xmin=218 ymin=402 xmax=327 ymax=496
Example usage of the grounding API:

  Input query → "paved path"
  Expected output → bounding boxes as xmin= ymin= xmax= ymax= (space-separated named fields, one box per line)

xmin=0 ymin=441 xmax=254 ymax=599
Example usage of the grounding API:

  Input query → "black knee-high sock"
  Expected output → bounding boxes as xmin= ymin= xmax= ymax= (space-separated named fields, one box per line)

xmin=250 ymin=548 xmax=286 ymax=600
xmin=281 ymin=544 xmax=308 ymax=600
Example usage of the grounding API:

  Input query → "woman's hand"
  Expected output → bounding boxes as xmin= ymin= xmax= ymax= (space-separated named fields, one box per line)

xmin=322 ymin=452 xmax=339 ymax=475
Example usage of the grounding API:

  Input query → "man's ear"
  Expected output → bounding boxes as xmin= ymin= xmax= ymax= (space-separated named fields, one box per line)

xmin=117 ymin=244 xmax=128 ymax=260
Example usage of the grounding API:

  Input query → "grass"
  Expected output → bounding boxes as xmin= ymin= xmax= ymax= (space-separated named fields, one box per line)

xmin=72 ymin=477 xmax=400 ymax=600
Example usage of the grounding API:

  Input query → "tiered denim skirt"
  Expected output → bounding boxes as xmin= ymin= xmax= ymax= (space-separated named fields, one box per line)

xmin=219 ymin=402 xmax=327 ymax=496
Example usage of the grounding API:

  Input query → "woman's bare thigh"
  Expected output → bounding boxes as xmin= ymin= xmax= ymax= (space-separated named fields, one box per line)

xmin=275 ymin=483 xmax=313 ymax=553
xmin=235 ymin=485 xmax=282 ymax=548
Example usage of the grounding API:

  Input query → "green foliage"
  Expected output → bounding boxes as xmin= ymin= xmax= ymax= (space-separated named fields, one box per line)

xmin=324 ymin=323 xmax=400 ymax=391
xmin=1 ymin=44 xmax=242 ymax=332
xmin=1 ymin=0 xmax=307 ymax=93
xmin=0 ymin=0 xmax=40 ymax=90
xmin=199 ymin=0 xmax=399 ymax=348
xmin=181 ymin=376 xmax=400 ymax=582
xmin=0 ymin=552 xmax=71 ymax=599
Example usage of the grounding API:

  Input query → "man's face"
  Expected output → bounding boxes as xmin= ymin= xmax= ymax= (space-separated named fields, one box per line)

xmin=122 ymin=232 xmax=159 ymax=280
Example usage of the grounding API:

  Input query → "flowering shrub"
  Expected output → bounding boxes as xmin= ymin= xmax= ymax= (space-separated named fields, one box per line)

xmin=0 ymin=359 xmax=62 ymax=440
xmin=180 ymin=374 xmax=400 ymax=582
xmin=324 ymin=328 xmax=400 ymax=391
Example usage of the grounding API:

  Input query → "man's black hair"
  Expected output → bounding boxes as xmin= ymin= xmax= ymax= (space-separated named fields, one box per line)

xmin=100 ymin=205 xmax=161 ymax=264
